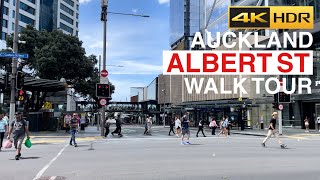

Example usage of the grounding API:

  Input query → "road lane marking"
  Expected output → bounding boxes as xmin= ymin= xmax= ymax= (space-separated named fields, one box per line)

xmin=49 ymin=176 xmax=56 ymax=180
xmin=33 ymin=144 xmax=69 ymax=180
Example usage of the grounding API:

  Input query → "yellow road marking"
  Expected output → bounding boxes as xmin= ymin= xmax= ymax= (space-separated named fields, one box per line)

xmin=284 ymin=135 xmax=309 ymax=140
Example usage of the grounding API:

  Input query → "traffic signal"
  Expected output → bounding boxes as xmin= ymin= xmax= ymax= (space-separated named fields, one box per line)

xmin=18 ymin=90 xmax=25 ymax=101
xmin=96 ymin=83 xmax=110 ymax=97
xmin=278 ymin=92 xmax=290 ymax=103
xmin=16 ymin=71 xmax=24 ymax=90
xmin=272 ymin=102 xmax=279 ymax=110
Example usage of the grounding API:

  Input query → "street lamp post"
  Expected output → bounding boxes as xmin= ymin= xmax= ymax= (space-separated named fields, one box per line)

xmin=9 ymin=0 xmax=20 ymax=122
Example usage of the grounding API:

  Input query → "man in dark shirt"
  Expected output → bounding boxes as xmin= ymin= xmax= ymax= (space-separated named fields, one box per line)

xmin=181 ymin=112 xmax=191 ymax=145
xmin=261 ymin=112 xmax=286 ymax=148
xmin=112 ymin=114 xmax=123 ymax=137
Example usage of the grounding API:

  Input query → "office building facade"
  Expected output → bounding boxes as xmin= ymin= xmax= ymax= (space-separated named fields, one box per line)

xmin=163 ymin=0 xmax=320 ymax=129
xmin=0 ymin=0 xmax=79 ymax=48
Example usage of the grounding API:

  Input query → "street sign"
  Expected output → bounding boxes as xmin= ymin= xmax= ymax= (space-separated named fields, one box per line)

xmin=101 ymin=69 xmax=108 ymax=77
xmin=99 ymin=98 xmax=107 ymax=106
xmin=278 ymin=104 xmax=284 ymax=111
xmin=0 ymin=52 xmax=29 ymax=59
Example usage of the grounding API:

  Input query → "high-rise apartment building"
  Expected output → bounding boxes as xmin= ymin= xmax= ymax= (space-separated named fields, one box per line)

xmin=39 ymin=0 xmax=79 ymax=36
xmin=0 ymin=0 xmax=79 ymax=48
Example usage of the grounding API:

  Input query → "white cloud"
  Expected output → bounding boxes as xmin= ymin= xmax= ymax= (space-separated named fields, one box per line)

xmin=158 ymin=0 xmax=170 ymax=4
xmin=132 ymin=9 xmax=138 ymax=14
xmin=79 ymin=0 xmax=94 ymax=4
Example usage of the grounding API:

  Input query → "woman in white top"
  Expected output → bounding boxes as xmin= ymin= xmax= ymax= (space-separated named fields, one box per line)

xmin=175 ymin=115 xmax=181 ymax=137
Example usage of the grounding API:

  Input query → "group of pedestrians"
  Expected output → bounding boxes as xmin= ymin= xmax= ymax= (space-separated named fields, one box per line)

xmin=104 ymin=114 xmax=123 ymax=138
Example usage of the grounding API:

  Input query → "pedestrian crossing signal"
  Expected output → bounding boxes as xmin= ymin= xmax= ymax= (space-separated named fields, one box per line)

xmin=96 ymin=83 xmax=110 ymax=98
xmin=18 ymin=90 xmax=25 ymax=101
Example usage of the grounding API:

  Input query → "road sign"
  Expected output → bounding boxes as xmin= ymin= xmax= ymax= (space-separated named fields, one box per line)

xmin=0 ymin=52 xmax=29 ymax=59
xmin=101 ymin=70 xmax=108 ymax=77
xmin=278 ymin=104 xmax=284 ymax=111
xmin=99 ymin=98 xmax=107 ymax=106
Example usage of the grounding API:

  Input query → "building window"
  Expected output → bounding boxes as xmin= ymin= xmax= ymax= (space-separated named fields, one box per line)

xmin=76 ymin=4 xmax=79 ymax=10
xmin=76 ymin=13 xmax=79 ymax=19
xmin=19 ymin=14 xmax=35 ymax=25
xmin=12 ymin=10 xmax=15 ymax=18
xmin=4 ymin=0 xmax=9 ymax=3
xmin=60 ymin=13 xmax=73 ymax=25
xmin=63 ymin=0 xmax=74 ymax=7
xmin=20 ymin=1 xmax=35 ymax=15
xmin=1 ymin=32 xmax=7 ymax=40
xmin=27 ymin=0 xmax=36 ymax=4
xmin=76 ymin=30 xmax=78 ymax=37
xmin=76 ymin=21 xmax=78 ymax=28
xmin=3 ymin=7 xmax=8 ymax=15
xmin=2 ymin=19 xmax=8 ymax=28
xmin=60 ymin=3 xmax=74 ymax=16
xmin=60 ymin=22 xmax=73 ymax=34
xmin=12 ymin=23 xmax=23 ymax=32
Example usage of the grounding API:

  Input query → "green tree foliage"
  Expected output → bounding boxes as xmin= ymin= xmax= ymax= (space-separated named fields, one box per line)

xmin=5 ymin=25 xmax=115 ymax=110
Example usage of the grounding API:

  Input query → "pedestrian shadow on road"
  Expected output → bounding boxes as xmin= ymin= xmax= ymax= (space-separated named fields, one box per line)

xmin=10 ymin=157 xmax=40 ymax=160
xmin=74 ymin=144 xmax=89 ymax=147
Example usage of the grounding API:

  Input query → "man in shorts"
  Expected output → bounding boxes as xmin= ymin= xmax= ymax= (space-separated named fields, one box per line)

xmin=181 ymin=112 xmax=191 ymax=145
xmin=7 ymin=112 xmax=30 ymax=160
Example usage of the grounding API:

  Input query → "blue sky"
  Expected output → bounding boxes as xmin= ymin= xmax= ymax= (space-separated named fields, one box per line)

xmin=79 ymin=0 xmax=170 ymax=101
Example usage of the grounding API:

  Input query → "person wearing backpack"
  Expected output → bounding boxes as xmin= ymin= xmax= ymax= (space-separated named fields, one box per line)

xmin=7 ymin=112 xmax=30 ymax=160
xmin=104 ymin=118 xmax=110 ymax=137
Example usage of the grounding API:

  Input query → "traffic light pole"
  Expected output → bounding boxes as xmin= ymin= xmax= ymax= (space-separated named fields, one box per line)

xmin=101 ymin=1 xmax=108 ymax=136
xmin=9 ymin=0 xmax=20 ymax=122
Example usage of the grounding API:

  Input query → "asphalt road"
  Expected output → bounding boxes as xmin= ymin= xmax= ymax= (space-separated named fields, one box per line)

xmin=1 ymin=126 xmax=320 ymax=180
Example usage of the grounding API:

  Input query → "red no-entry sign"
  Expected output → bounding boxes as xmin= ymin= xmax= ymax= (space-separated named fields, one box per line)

xmin=101 ymin=70 xmax=108 ymax=77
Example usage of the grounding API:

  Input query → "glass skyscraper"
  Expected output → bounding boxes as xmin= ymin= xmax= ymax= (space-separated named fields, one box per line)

xmin=170 ymin=0 xmax=205 ymax=50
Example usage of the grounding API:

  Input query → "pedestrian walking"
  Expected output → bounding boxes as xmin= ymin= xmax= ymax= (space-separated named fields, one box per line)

xmin=0 ymin=114 xmax=9 ymax=151
xmin=104 ymin=119 xmax=110 ymax=137
xmin=196 ymin=119 xmax=206 ymax=137
xmin=7 ymin=112 xmax=31 ymax=160
xmin=69 ymin=113 xmax=79 ymax=147
xmin=143 ymin=116 xmax=149 ymax=135
xmin=168 ymin=118 xmax=175 ymax=136
xmin=64 ymin=113 xmax=71 ymax=133
xmin=209 ymin=118 xmax=218 ymax=135
xmin=261 ymin=112 xmax=287 ymax=148
xmin=217 ymin=119 xmax=224 ymax=136
xmin=112 ymin=114 xmax=123 ymax=137
xmin=147 ymin=116 xmax=152 ymax=135
xmin=225 ymin=115 xmax=231 ymax=136
xmin=175 ymin=115 xmax=181 ymax=137
xmin=181 ymin=112 xmax=191 ymax=145
xmin=304 ymin=116 xmax=309 ymax=132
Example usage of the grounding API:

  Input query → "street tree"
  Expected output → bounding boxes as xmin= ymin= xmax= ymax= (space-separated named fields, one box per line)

xmin=6 ymin=26 xmax=115 ymax=112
